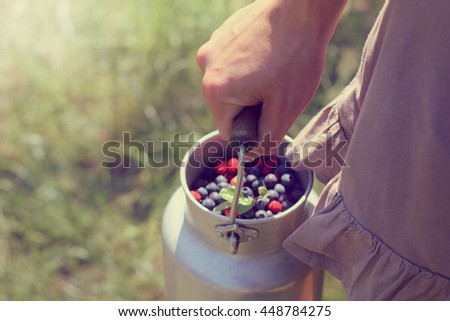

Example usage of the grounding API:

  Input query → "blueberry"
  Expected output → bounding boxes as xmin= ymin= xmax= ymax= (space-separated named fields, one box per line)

xmin=264 ymin=174 xmax=278 ymax=189
xmin=251 ymin=179 xmax=260 ymax=193
xmin=206 ymin=182 xmax=219 ymax=193
xmin=255 ymin=210 xmax=267 ymax=219
xmin=193 ymin=178 xmax=208 ymax=189
xmin=274 ymin=164 xmax=290 ymax=176
xmin=240 ymin=208 xmax=256 ymax=219
xmin=259 ymin=176 xmax=265 ymax=186
xmin=202 ymin=198 xmax=215 ymax=210
xmin=255 ymin=197 xmax=270 ymax=210
xmin=274 ymin=183 xmax=286 ymax=195
xmin=255 ymin=209 xmax=273 ymax=219
xmin=266 ymin=189 xmax=279 ymax=201
xmin=245 ymin=174 xmax=257 ymax=186
xmin=246 ymin=166 xmax=261 ymax=177
xmin=280 ymin=173 xmax=295 ymax=188
xmin=209 ymin=191 xmax=224 ymax=205
xmin=278 ymin=193 xmax=288 ymax=202
xmin=217 ymin=182 xmax=230 ymax=189
xmin=282 ymin=200 xmax=293 ymax=211
xmin=215 ymin=175 xmax=228 ymax=184
xmin=241 ymin=186 xmax=253 ymax=197
xmin=197 ymin=187 xmax=208 ymax=199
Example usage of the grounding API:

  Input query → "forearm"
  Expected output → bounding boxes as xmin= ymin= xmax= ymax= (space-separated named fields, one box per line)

xmin=272 ymin=0 xmax=347 ymax=39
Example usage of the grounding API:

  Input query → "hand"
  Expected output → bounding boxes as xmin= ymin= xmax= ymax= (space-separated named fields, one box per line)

xmin=197 ymin=0 xmax=347 ymax=153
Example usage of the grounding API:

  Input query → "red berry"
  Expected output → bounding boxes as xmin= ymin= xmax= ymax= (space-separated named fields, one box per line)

xmin=268 ymin=200 xmax=282 ymax=213
xmin=262 ymin=166 xmax=272 ymax=175
xmin=225 ymin=172 xmax=235 ymax=181
xmin=224 ymin=207 xmax=239 ymax=218
xmin=215 ymin=160 xmax=227 ymax=175
xmin=191 ymin=191 xmax=202 ymax=201
xmin=227 ymin=158 xmax=239 ymax=175
xmin=230 ymin=176 xmax=244 ymax=187
xmin=265 ymin=156 xmax=279 ymax=168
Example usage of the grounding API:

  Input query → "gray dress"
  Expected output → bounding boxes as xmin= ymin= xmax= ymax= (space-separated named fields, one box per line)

xmin=283 ymin=0 xmax=450 ymax=300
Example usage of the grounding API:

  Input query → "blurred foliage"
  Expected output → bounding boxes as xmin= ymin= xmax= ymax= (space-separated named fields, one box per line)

xmin=0 ymin=0 xmax=382 ymax=300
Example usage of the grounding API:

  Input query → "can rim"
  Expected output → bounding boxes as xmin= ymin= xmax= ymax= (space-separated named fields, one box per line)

xmin=180 ymin=131 xmax=313 ymax=225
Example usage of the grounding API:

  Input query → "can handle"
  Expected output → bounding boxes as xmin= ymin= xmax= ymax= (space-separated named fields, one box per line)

xmin=228 ymin=104 xmax=261 ymax=226
xmin=230 ymin=104 xmax=262 ymax=152
xmin=216 ymin=104 xmax=262 ymax=255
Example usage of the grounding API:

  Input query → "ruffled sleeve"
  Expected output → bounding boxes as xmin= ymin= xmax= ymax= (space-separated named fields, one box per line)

xmin=286 ymin=77 xmax=360 ymax=184
xmin=283 ymin=190 xmax=450 ymax=300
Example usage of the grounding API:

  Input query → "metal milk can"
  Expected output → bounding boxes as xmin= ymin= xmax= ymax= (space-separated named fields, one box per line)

xmin=162 ymin=131 xmax=323 ymax=300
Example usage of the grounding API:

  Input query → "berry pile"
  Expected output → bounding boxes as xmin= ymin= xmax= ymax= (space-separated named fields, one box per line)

xmin=190 ymin=155 xmax=304 ymax=219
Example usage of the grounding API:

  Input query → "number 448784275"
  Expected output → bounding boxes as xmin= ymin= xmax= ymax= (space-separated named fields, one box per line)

xmin=259 ymin=305 xmax=331 ymax=317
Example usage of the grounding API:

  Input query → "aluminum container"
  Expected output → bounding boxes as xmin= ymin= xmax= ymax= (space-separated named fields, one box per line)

xmin=162 ymin=131 xmax=323 ymax=300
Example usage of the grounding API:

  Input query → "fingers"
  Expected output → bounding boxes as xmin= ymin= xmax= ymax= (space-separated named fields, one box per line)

xmin=208 ymin=103 xmax=242 ymax=142
xmin=196 ymin=43 xmax=208 ymax=73
xmin=255 ymin=96 xmax=294 ymax=154
xmin=197 ymin=44 xmax=239 ymax=140
xmin=198 ymin=47 xmax=300 ymax=150
xmin=198 ymin=54 xmax=261 ymax=141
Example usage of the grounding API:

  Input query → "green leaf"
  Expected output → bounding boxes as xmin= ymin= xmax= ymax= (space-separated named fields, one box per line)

xmin=238 ymin=195 xmax=254 ymax=206
xmin=219 ymin=186 xmax=254 ymax=206
xmin=258 ymin=186 xmax=267 ymax=198
xmin=219 ymin=187 xmax=235 ymax=202
xmin=212 ymin=199 xmax=255 ymax=215
xmin=238 ymin=202 xmax=254 ymax=214
xmin=213 ymin=201 xmax=231 ymax=213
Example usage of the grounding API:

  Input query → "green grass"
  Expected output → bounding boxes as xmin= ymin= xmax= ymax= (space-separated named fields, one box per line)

xmin=0 ymin=0 xmax=381 ymax=300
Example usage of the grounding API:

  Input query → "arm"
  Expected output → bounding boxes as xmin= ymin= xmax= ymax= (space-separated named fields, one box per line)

xmin=197 ymin=0 xmax=347 ymax=152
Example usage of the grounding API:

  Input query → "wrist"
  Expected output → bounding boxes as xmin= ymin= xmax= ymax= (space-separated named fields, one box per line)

xmin=271 ymin=0 xmax=347 ymax=42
